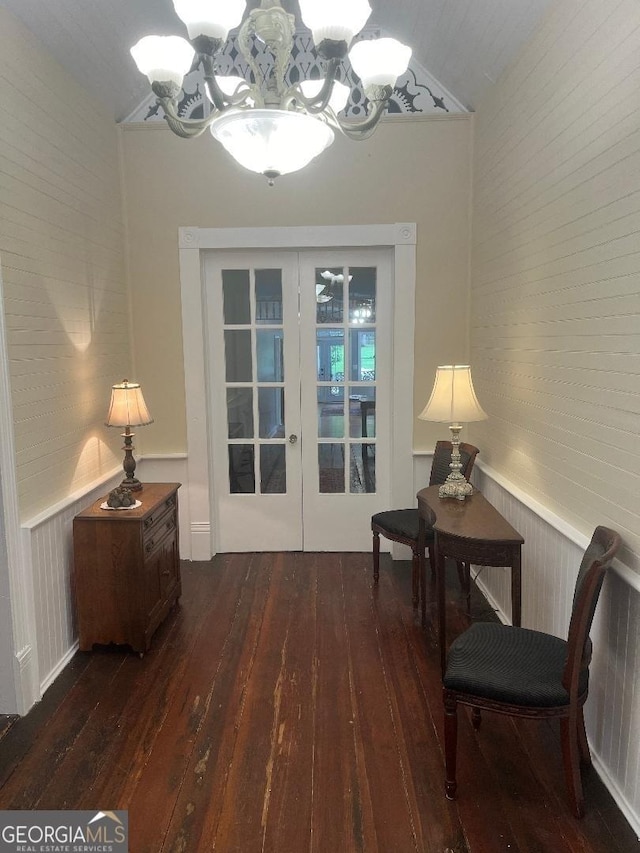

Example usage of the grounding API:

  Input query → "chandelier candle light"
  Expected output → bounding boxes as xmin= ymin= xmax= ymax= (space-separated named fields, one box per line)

xmin=418 ymin=365 xmax=487 ymax=500
xmin=106 ymin=380 xmax=154 ymax=492
xmin=130 ymin=0 xmax=411 ymax=184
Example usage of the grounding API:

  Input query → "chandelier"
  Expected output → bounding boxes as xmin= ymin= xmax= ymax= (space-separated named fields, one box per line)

xmin=315 ymin=269 xmax=352 ymax=302
xmin=131 ymin=0 xmax=411 ymax=184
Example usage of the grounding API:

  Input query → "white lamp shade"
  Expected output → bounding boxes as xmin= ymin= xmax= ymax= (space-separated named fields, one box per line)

xmin=173 ymin=0 xmax=246 ymax=40
xmin=299 ymin=79 xmax=350 ymax=114
xmin=130 ymin=35 xmax=194 ymax=87
xmin=210 ymin=109 xmax=335 ymax=178
xmin=418 ymin=365 xmax=487 ymax=424
xmin=299 ymin=0 xmax=371 ymax=46
xmin=349 ymin=38 xmax=412 ymax=89
xmin=106 ymin=381 xmax=154 ymax=428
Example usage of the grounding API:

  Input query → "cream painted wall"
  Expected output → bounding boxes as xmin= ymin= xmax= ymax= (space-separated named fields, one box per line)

xmin=469 ymin=0 xmax=640 ymax=575
xmin=0 ymin=8 xmax=131 ymax=522
xmin=119 ymin=114 xmax=473 ymax=453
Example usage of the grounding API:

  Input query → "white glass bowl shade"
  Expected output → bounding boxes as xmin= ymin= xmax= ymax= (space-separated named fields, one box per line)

xmin=210 ymin=109 xmax=334 ymax=178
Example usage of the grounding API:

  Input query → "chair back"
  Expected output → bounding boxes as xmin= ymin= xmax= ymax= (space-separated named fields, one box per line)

xmin=429 ymin=440 xmax=479 ymax=487
xmin=562 ymin=526 xmax=621 ymax=696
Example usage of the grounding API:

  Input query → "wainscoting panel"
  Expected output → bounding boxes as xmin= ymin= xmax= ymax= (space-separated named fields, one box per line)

xmin=472 ymin=463 xmax=640 ymax=837
xmin=22 ymin=473 xmax=121 ymax=698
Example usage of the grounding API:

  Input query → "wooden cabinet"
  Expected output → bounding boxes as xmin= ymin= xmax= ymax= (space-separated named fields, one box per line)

xmin=73 ymin=482 xmax=181 ymax=654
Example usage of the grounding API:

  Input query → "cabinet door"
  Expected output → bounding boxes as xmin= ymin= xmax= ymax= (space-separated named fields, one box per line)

xmin=143 ymin=545 xmax=165 ymax=628
xmin=159 ymin=534 xmax=180 ymax=600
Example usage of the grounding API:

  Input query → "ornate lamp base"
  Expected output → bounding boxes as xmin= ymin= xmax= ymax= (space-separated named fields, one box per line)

xmin=438 ymin=422 xmax=473 ymax=501
xmin=121 ymin=429 xmax=143 ymax=492
xmin=438 ymin=475 xmax=473 ymax=501
xmin=121 ymin=475 xmax=143 ymax=492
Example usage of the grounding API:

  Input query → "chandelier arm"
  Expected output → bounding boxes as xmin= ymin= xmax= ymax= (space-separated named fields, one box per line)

xmin=334 ymin=86 xmax=394 ymax=139
xmin=157 ymin=96 xmax=218 ymax=139
xmin=207 ymin=74 xmax=260 ymax=109
xmin=203 ymin=71 xmax=258 ymax=111
xmin=281 ymin=59 xmax=341 ymax=113
xmin=194 ymin=52 xmax=227 ymax=113
xmin=204 ymin=75 xmax=227 ymax=113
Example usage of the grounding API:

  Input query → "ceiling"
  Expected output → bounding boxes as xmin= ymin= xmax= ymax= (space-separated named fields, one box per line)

xmin=0 ymin=0 xmax=555 ymax=122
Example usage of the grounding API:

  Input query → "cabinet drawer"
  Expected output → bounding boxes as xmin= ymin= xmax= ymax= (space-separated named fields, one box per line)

xmin=143 ymin=496 xmax=177 ymax=554
xmin=143 ymin=512 xmax=177 ymax=558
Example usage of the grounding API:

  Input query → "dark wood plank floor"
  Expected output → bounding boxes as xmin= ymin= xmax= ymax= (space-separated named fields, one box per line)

xmin=0 ymin=553 xmax=636 ymax=852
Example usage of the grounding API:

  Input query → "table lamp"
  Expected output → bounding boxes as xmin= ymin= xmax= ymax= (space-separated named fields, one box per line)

xmin=418 ymin=365 xmax=487 ymax=500
xmin=106 ymin=379 xmax=153 ymax=492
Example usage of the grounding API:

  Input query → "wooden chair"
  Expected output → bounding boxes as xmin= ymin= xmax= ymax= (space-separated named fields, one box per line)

xmin=371 ymin=440 xmax=479 ymax=606
xmin=442 ymin=525 xmax=621 ymax=818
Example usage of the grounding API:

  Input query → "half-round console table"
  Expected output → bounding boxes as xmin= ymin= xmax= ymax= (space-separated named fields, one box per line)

xmin=417 ymin=484 xmax=524 ymax=675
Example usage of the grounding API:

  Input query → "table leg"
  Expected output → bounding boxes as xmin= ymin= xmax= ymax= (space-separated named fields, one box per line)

xmin=418 ymin=518 xmax=426 ymax=627
xmin=437 ymin=540 xmax=447 ymax=677
xmin=511 ymin=549 xmax=522 ymax=627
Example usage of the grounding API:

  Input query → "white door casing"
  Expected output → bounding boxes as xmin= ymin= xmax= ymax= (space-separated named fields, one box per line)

xmin=179 ymin=224 xmax=416 ymax=560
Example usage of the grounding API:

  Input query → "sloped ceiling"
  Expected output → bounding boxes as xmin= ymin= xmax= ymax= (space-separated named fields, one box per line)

xmin=0 ymin=0 xmax=555 ymax=122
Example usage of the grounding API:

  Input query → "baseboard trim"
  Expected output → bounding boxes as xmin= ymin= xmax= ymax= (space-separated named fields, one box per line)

xmin=472 ymin=573 xmax=510 ymax=626
xmin=14 ymin=644 xmax=39 ymax=716
xmin=40 ymin=642 xmax=79 ymax=697
xmin=190 ymin=523 xmax=214 ymax=561
xmin=591 ymin=748 xmax=640 ymax=840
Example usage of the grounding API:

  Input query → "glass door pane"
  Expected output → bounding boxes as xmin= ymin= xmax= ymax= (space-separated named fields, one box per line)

xmin=299 ymin=249 xmax=391 ymax=551
xmin=221 ymin=267 xmax=288 ymax=496
xmin=312 ymin=265 xmax=377 ymax=494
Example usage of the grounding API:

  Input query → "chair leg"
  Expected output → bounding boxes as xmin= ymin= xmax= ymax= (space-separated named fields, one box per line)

xmin=373 ymin=531 xmax=380 ymax=584
xmin=578 ymin=705 xmax=592 ymax=768
xmin=411 ymin=547 xmax=420 ymax=607
xmin=561 ymin=711 xmax=585 ymax=818
xmin=443 ymin=691 xmax=458 ymax=799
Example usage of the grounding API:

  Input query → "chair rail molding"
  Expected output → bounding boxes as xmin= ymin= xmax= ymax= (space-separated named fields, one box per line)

xmin=179 ymin=223 xmax=416 ymax=559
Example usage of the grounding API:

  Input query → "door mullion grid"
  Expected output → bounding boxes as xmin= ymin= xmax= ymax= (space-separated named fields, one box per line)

xmin=343 ymin=265 xmax=350 ymax=492
xmin=249 ymin=267 xmax=260 ymax=493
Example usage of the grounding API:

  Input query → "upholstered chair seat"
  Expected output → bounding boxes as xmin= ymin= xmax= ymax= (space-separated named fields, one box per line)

xmin=444 ymin=623 xmax=589 ymax=707
xmin=371 ymin=508 xmax=419 ymax=542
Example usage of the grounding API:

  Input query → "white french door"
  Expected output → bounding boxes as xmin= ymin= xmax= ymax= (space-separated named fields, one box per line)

xmin=205 ymin=248 xmax=392 ymax=551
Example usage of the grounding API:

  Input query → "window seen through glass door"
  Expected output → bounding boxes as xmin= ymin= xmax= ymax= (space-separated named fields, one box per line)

xmin=315 ymin=266 xmax=376 ymax=494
